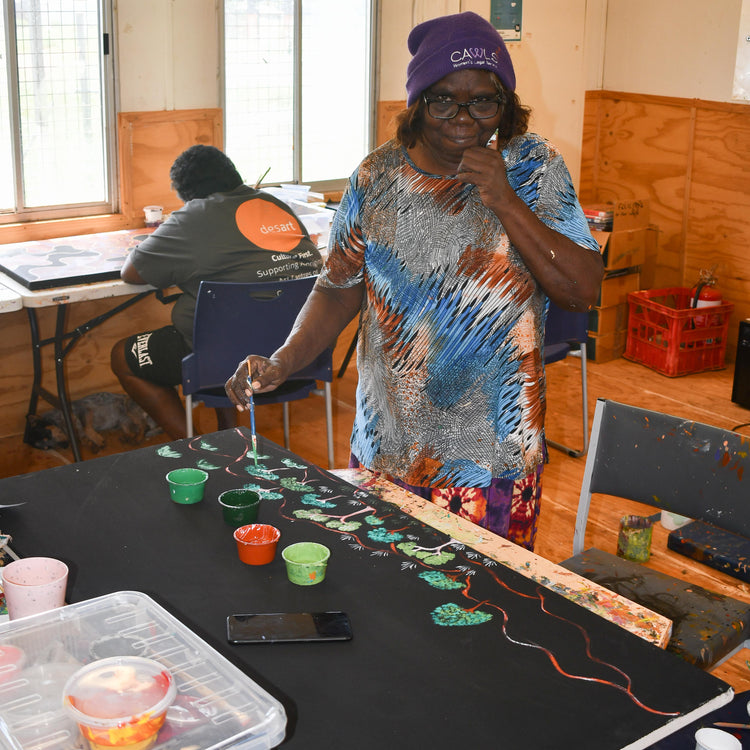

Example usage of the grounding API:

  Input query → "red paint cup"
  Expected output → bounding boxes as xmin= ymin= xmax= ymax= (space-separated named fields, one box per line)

xmin=233 ymin=524 xmax=281 ymax=565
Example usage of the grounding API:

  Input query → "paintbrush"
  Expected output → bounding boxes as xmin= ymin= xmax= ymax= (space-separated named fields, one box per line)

xmin=714 ymin=722 xmax=750 ymax=729
xmin=254 ymin=166 xmax=271 ymax=188
xmin=245 ymin=357 xmax=258 ymax=466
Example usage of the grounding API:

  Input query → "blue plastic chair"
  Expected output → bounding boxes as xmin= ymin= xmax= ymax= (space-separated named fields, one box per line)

xmin=544 ymin=301 xmax=590 ymax=457
xmin=181 ymin=277 xmax=334 ymax=468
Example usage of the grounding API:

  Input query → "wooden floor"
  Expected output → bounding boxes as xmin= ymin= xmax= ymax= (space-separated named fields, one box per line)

xmin=2 ymin=317 xmax=750 ymax=691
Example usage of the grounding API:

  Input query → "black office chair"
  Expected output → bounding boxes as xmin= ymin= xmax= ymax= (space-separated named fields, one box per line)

xmin=560 ymin=398 xmax=750 ymax=669
xmin=181 ymin=278 xmax=334 ymax=468
xmin=543 ymin=300 xmax=589 ymax=457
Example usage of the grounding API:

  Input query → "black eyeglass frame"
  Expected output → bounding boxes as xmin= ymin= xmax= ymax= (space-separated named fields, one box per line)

xmin=422 ymin=95 xmax=504 ymax=120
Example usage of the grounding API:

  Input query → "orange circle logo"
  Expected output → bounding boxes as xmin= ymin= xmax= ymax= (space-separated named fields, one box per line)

xmin=235 ymin=198 xmax=305 ymax=252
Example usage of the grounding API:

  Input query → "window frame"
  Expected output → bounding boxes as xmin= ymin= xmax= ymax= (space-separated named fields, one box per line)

xmin=219 ymin=0 xmax=379 ymax=193
xmin=0 ymin=0 xmax=119 ymax=225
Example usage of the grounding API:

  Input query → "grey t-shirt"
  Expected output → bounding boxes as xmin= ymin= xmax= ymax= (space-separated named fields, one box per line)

xmin=130 ymin=184 xmax=323 ymax=346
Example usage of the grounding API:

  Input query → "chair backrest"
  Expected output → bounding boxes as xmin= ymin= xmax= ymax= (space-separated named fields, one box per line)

xmin=543 ymin=300 xmax=588 ymax=363
xmin=182 ymin=277 xmax=331 ymax=395
xmin=572 ymin=398 xmax=750 ymax=554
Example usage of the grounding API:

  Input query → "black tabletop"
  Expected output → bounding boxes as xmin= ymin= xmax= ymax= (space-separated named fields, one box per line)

xmin=0 ymin=428 xmax=731 ymax=749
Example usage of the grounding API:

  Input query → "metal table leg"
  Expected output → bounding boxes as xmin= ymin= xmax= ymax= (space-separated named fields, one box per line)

xmin=22 ymin=290 xmax=155 ymax=462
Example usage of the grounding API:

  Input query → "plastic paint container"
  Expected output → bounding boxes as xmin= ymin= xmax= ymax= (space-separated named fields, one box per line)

xmin=282 ymin=542 xmax=330 ymax=585
xmin=233 ymin=524 xmax=281 ymax=565
xmin=63 ymin=656 xmax=176 ymax=750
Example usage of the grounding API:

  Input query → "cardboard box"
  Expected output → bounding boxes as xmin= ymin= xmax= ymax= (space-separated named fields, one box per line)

xmin=591 ymin=228 xmax=648 ymax=270
xmin=585 ymin=198 xmax=650 ymax=271
xmin=597 ymin=268 xmax=641 ymax=308
xmin=587 ymin=329 xmax=628 ymax=363
xmin=588 ymin=303 xmax=628 ymax=336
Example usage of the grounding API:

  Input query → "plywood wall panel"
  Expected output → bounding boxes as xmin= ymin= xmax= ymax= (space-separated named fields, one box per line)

xmin=584 ymin=95 xmax=692 ymax=288
xmin=118 ymin=109 xmax=223 ymax=221
xmin=581 ymin=91 xmax=750 ymax=363
xmin=687 ymin=108 xmax=750 ymax=337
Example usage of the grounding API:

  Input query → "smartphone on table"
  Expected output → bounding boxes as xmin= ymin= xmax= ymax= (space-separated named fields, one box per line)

xmin=226 ymin=611 xmax=352 ymax=644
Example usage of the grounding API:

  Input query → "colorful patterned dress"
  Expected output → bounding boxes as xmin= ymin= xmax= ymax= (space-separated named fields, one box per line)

xmin=320 ymin=134 xmax=599 ymax=548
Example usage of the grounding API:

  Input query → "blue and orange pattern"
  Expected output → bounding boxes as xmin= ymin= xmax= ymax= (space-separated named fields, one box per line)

xmin=321 ymin=134 xmax=599 ymax=491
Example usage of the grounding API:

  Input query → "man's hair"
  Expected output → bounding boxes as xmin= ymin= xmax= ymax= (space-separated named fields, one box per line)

xmin=394 ymin=74 xmax=531 ymax=150
xmin=169 ymin=145 xmax=243 ymax=202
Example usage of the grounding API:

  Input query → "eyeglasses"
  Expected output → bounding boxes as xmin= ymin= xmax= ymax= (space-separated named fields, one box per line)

xmin=422 ymin=95 xmax=503 ymax=120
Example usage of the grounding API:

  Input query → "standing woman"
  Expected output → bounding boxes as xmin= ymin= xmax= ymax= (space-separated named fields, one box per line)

xmin=226 ymin=11 xmax=603 ymax=550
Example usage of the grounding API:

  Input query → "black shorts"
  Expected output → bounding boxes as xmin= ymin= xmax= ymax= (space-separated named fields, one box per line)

xmin=123 ymin=326 xmax=192 ymax=387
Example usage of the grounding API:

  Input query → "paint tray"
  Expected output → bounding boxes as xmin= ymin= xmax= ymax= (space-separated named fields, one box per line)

xmin=0 ymin=590 xmax=286 ymax=749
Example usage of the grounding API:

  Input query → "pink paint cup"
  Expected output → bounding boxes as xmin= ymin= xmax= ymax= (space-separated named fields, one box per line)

xmin=2 ymin=557 xmax=68 ymax=620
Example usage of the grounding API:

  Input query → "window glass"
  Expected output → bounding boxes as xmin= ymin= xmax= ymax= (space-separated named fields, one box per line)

xmin=1 ymin=0 xmax=114 ymax=220
xmin=224 ymin=0 xmax=373 ymax=188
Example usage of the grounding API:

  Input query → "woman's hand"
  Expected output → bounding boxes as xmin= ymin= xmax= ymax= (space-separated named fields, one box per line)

xmin=456 ymin=145 xmax=514 ymax=212
xmin=224 ymin=355 xmax=290 ymax=411
xmin=457 ymin=144 xmax=604 ymax=311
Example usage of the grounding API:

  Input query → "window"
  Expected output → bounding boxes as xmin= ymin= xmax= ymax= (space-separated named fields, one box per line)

xmin=223 ymin=0 xmax=376 ymax=189
xmin=0 ymin=0 xmax=116 ymax=223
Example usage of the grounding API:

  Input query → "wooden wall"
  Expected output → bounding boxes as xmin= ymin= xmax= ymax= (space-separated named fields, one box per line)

xmin=0 ymin=109 xmax=223 ymax=440
xmin=580 ymin=90 xmax=750 ymax=360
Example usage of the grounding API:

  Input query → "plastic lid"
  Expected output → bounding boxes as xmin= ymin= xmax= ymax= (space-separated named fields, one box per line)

xmin=63 ymin=656 xmax=176 ymax=727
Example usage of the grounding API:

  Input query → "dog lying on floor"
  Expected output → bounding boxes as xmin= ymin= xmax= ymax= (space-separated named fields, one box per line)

xmin=26 ymin=392 xmax=161 ymax=452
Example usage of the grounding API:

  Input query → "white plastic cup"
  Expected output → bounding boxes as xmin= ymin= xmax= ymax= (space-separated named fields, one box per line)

xmin=2 ymin=557 xmax=68 ymax=620
xmin=143 ymin=205 xmax=163 ymax=227
xmin=660 ymin=510 xmax=692 ymax=530
xmin=695 ymin=727 xmax=742 ymax=750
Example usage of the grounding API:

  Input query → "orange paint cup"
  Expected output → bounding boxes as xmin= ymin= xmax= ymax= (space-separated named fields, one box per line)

xmin=233 ymin=524 xmax=281 ymax=565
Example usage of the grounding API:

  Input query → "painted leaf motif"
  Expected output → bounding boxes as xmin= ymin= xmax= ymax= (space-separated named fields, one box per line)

xmin=281 ymin=458 xmax=308 ymax=470
xmin=327 ymin=520 xmax=362 ymax=532
xmin=196 ymin=459 xmax=220 ymax=470
xmin=245 ymin=465 xmax=279 ymax=480
xmin=301 ymin=495 xmax=336 ymax=508
xmin=419 ymin=571 xmax=465 ymax=590
xmin=431 ymin=603 xmax=492 ymax=627
xmin=294 ymin=509 xmax=331 ymax=523
xmin=397 ymin=541 xmax=456 ymax=565
xmin=280 ymin=477 xmax=310 ymax=492
xmin=199 ymin=440 xmax=218 ymax=451
xmin=157 ymin=446 xmax=182 ymax=458
xmin=368 ymin=528 xmax=404 ymax=544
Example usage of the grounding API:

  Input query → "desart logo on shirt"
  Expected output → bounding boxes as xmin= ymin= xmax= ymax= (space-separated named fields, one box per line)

xmin=235 ymin=198 xmax=304 ymax=252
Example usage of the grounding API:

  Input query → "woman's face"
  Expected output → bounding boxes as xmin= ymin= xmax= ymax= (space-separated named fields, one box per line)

xmin=415 ymin=69 xmax=503 ymax=174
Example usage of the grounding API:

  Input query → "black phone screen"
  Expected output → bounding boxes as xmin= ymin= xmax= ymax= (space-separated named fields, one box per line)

xmin=226 ymin=611 xmax=353 ymax=644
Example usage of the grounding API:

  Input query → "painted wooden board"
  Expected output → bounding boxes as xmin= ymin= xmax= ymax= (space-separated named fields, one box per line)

xmin=0 ymin=228 xmax=153 ymax=290
xmin=668 ymin=520 xmax=750 ymax=584
xmin=333 ymin=467 xmax=672 ymax=648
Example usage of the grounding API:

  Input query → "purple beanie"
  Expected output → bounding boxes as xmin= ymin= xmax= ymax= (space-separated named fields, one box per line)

xmin=405 ymin=11 xmax=516 ymax=107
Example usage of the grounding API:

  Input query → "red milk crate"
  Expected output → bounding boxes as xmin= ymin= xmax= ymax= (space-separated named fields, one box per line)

xmin=624 ymin=287 xmax=734 ymax=377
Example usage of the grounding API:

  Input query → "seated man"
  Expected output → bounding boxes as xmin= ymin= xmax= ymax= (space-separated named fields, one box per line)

xmin=111 ymin=145 xmax=323 ymax=439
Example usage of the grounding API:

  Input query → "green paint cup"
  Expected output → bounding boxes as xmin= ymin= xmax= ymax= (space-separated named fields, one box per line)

xmin=166 ymin=468 xmax=208 ymax=504
xmin=218 ymin=489 xmax=261 ymax=527
xmin=617 ymin=514 xmax=654 ymax=562
xmin=282 ymin=542 xmax=330 ymax=586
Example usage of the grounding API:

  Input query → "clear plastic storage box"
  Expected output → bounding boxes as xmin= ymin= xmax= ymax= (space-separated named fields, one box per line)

xmin=0 ymin=591 xmax=286 ymax=750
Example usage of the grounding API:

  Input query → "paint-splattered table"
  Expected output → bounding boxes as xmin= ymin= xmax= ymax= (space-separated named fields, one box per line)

xmin=0 ymin=428 xmax=732 ymax=749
